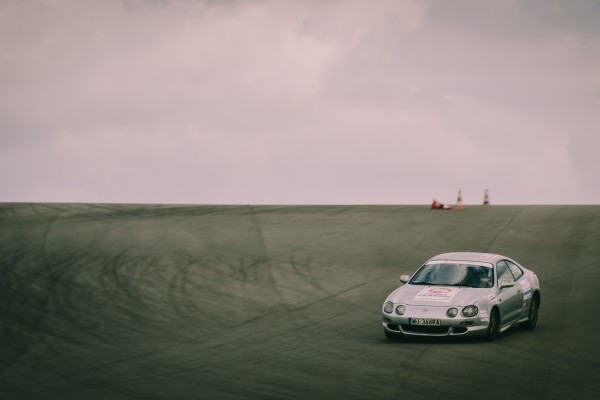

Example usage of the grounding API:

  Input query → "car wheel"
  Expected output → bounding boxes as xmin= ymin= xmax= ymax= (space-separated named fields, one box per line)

xmin=484 ymin=309 xmax=500 ymax=341
xmin=519 ymin=297 xmax=539 ymax=330
xmin=384 ymin=328 xmax=403 ymax=341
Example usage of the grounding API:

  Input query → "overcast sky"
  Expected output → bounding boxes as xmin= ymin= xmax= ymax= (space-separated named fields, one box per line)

xmin=1 ymin=0 xmax=599 ymax=205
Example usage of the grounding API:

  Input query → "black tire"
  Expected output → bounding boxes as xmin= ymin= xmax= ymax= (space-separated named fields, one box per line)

xmin=384 ymin=328 xmax=403 ymax=341
xmin=519 ymin=296 xmax=539 ymax=330
xmin=484 ymin=309 xmax=500 ymax=341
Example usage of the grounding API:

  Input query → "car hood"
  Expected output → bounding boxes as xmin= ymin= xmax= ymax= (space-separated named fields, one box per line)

xmin=387 ymin=284 xmax=491 ymax=307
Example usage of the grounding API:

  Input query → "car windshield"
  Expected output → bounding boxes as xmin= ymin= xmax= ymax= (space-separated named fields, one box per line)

xmin=409 ymin=263 xmax=494 ymax=288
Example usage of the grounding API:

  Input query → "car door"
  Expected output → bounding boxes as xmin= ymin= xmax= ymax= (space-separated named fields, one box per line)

xmin=506 ymin=260 xmax=530 ymax=319
xmin=495 ymin=260 xmax=522 ymax=325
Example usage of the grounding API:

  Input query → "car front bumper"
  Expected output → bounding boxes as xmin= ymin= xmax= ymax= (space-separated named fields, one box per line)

xmin=381 ymin=310 xmax=490 ymax=337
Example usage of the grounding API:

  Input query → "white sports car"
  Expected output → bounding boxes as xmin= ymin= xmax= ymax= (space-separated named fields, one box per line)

xmin=382 ymin=252 xmax=541 ymax=340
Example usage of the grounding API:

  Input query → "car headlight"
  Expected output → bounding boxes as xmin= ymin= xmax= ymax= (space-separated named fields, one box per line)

xmin=462 ymin=305 xmax=479 ymax=317
xmin=383 ymin=301 xmax=394 ymax=313
xmin=395 ymin=305 xmax=406 ymax=315
xmin=447 ymin=307 xmax=458 ymax=318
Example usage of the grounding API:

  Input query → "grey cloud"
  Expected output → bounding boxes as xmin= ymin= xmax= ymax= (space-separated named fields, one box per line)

xmin=1 ymin=0 xmax=598 ymax=204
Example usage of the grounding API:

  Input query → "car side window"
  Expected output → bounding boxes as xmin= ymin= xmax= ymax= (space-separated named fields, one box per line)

xmin=506 ymin=260 xmax=523 ymax=280
xmin=496 ymin=261 xmax=515 ymax=287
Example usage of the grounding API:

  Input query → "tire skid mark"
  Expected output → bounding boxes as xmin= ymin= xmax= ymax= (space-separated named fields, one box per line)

xmin=167 ymin=255 xmax=209 ymax=321
xmin=289 ymin=282 xmax=367 ymax=312
xmin=166 ymin=255 xmax=250 ymax=329
xmin=109 ymin=251 xmax=159 ymax=309
xmin=239 ymin=245 xmax=370 ymax=314
xmin=0 ymin=250 xmax=52 ymax=303
xmin=287 ymin=249 xmax=330 ymax=295
xmin=21 ymin=307 xmax=361 ymax=394
xmin=289 ymin=254 xmax=373 ymax=313
xmin=37 ymin=251 xmax=105 ymax=343
xmin=1 ymin=263 xmax=232 ymax=392
xmin=537 ymin=210 xmax=597 ymax=399
xmin=176 ymin=256 xmax=273 ymax=311
xmin=217 ymin=254 xmax=314 ymax=296
xmin=98 ymin=248 xmax=148 ymax=321
xmin=484 ymin=206 xmax=526 ymax=251
xmin=214 ymin=254 xmax=263 ymax=281
xmin=199 ymin=252 xmax=328 ymax=299
xmin=0 ymin=204 xmax=70 ymax=374
xmin=0 ymin=206 xmax=92 ymax=393
xmin=0 ymin=305 xmax=288 ymax=395
xmin=53 ymin=290 xmax=370 ymax=393
xmin=0 ymin=251 xmax=47 ymax=390
xmin=248 ymin=206 xmax=308 ymax=342
xmin=244 ymin=210 xmax=370 ymax=329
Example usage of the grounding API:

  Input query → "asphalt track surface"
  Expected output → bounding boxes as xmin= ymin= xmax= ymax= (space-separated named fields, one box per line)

xmin=1 ymin=203 xmax=599 ymax=400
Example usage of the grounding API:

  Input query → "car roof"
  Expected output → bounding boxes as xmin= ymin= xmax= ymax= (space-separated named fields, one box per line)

xmin=428 ymin=252 xmax=504 ymax=264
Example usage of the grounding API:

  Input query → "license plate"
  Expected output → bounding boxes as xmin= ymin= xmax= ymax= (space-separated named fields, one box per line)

xmin=410 ymin=318 xmax=441 ymax=326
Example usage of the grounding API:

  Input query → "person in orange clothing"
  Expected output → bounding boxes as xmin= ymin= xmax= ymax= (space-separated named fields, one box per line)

xmin=430 ymin=199 xmax=452 ymax=210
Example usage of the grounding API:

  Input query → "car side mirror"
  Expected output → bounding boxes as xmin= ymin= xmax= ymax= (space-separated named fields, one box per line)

xmin=400 ymin=275 xmax=410 ymax=284
xmin=499 ymin=279 xmax=514 ymax=289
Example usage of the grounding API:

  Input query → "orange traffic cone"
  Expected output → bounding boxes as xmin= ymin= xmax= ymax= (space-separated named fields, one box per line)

xmin=483 ymin=189 xmax=490 ymax=205
xmin=454 ymin=190 xmax=464 ymax=210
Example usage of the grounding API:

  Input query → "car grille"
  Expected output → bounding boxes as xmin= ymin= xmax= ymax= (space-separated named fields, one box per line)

xmin=401 ymin=324 xmax=450 ymax=335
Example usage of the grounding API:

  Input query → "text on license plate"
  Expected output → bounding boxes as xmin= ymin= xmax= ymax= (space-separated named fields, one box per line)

xmin=410 ymin=318 xmax=441 ymax=326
